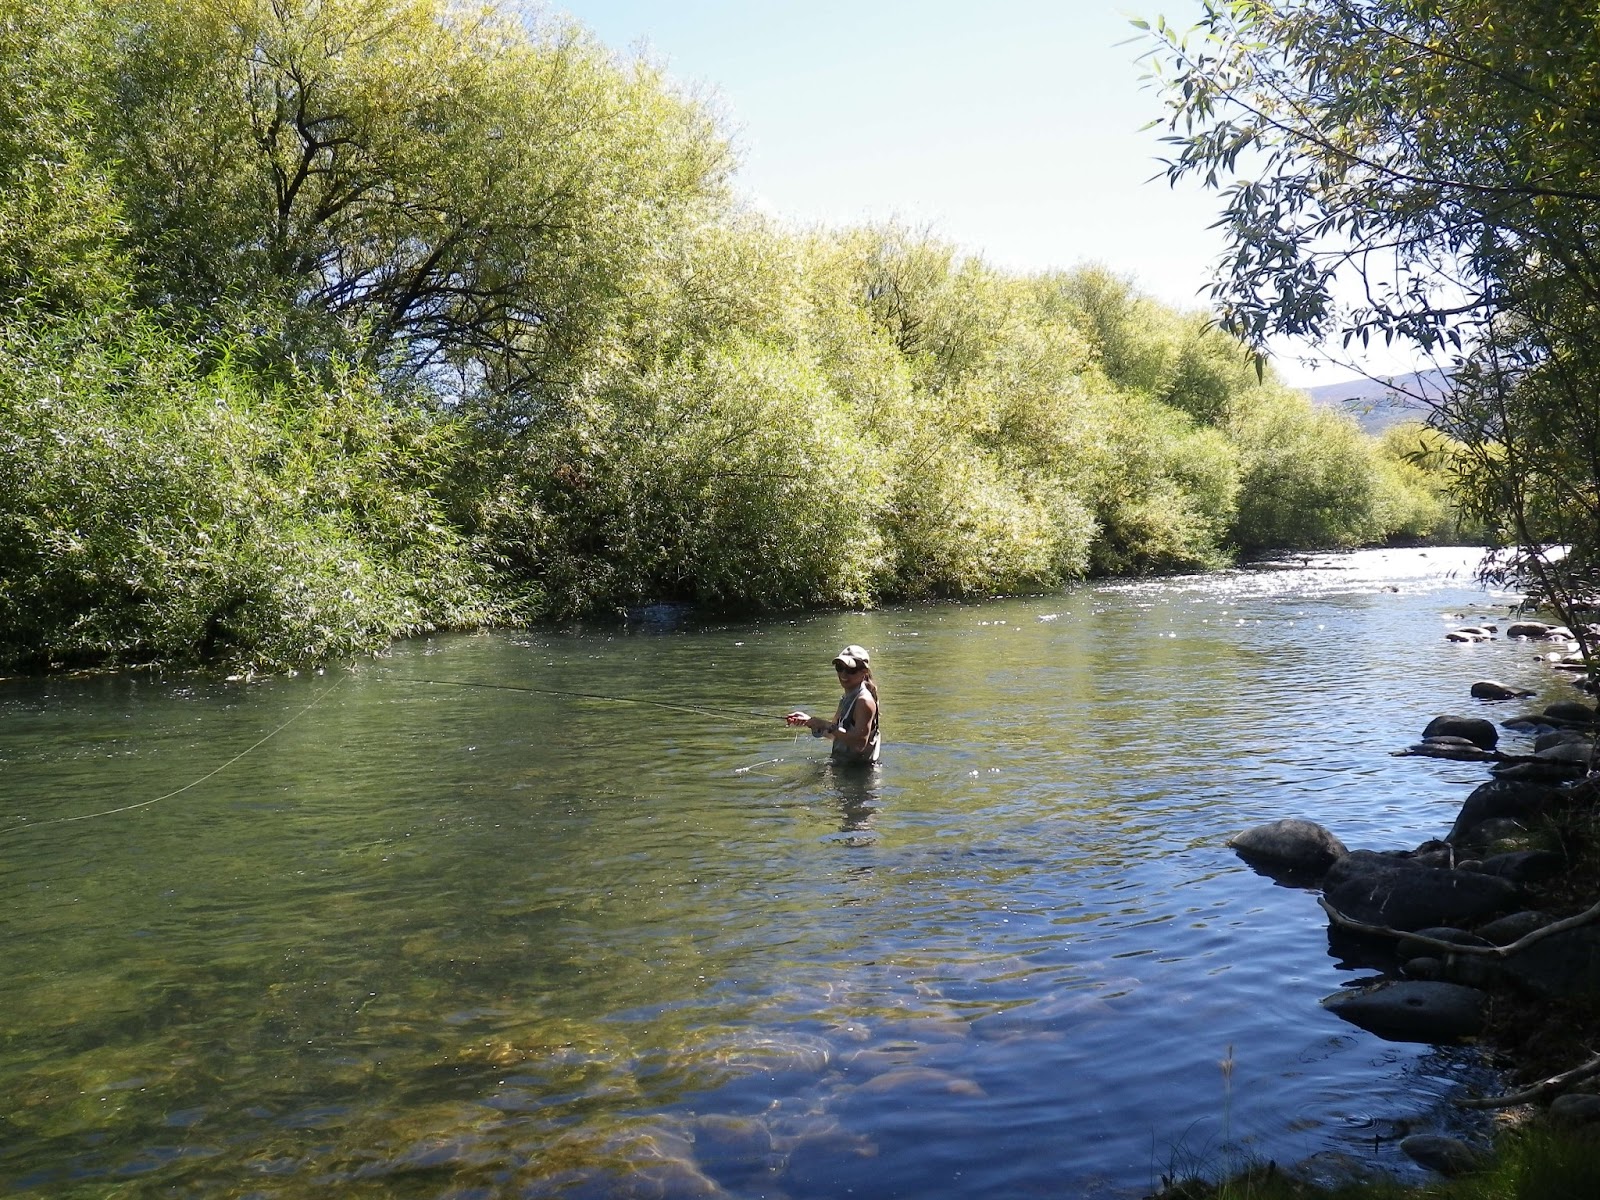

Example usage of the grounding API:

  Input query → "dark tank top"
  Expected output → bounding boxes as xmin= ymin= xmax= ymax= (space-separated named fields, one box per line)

xmin=831 ymin=680 xmax=881 ymax=764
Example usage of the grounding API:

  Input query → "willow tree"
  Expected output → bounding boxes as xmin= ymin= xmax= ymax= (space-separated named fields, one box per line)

xmin=102 ymin=0 xmax=732 ymax=412
xmin=1144 ymin=0 xmax=1600 ymax=635
xmin=0 ymin=0 xmax=128 ymax=314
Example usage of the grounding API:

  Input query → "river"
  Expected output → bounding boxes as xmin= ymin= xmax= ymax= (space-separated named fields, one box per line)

xmin=0 ymin=547 xmax=1563 ymax=1198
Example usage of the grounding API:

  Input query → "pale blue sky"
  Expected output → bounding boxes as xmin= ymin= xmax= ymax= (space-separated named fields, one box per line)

xmin=550 ymin=1 xmax=1405 ymax=385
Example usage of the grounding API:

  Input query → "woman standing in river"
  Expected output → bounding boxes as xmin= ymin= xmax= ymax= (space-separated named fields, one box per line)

xmin=785 ymin=644 xmax=881 ymax=765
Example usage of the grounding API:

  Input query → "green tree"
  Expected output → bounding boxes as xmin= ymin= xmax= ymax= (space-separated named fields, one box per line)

xmin=1144 ymin=0 xmax=1600 ymax=628
xmin=102 ymin=0 xmax=731 ymax=407
xmin=1228 ymin=388 xmax=1388 ymax=551
xmin=0 ymin=313 xmax=494 ymax=671
xmin=0 ymin=0 xmax=128 ymax=313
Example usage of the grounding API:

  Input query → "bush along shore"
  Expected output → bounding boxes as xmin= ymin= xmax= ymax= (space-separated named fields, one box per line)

xmin=1189 ymin=620 xmax=1600 ymax=1198
xmin=1 ymin=0 xmax=1473 ymax=680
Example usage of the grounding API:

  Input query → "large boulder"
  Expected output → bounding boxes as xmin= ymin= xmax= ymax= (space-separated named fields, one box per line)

xmin=1544 ymin=700 xmax=1597 ymax=725
xmin=1549 ymin=1094 xmax=1600 ymax=1127
xmin=1533 ymin=729 xmax=1593 ymax=751
xmin=1323 ymin=851 xmax=1519 ymax=931
xmin=1506 ymin=621 xmax=1556 ymax=639
xmin=1422 ymin=715 xmax=1498 ymax=750
xmin=1445 ymin=779 xmax=1561 ymax=844
xmin=1489 ymin=758 xmax=1585 ymax=784
xmin=1226 ymin=818 xmax=1348 ymax=874
xmin=1498 ymin=926 xmax=1600 ymax=998
xmin=1471 ymin=850 xmax=1565 ymax=885
xmin=1474 ymin=911 xmax=1555 ymax=945
xmin=1399 ymin=1135 xmax=1485 ymax=1178
xmin=1320 ymin=980 xmax=1487 ymax=1043
xmin=1535 ymin=740 xmax=1597 ymax=765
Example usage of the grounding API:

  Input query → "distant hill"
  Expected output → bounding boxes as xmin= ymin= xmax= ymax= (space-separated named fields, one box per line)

xmin=1303 ymin=369 xmax=1452 ymax=434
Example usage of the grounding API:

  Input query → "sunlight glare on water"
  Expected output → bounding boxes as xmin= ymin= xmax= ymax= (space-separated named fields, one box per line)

xmin=0 ymin=548 xmax=1561 ymax=1198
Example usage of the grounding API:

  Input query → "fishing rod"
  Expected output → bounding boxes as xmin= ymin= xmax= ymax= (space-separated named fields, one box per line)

xmin=381 ymin=674 xmax=787 ymax=728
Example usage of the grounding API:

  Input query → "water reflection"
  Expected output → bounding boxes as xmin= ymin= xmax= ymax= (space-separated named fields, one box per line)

xmin=827 ymin=761 xmax=881 ymax=840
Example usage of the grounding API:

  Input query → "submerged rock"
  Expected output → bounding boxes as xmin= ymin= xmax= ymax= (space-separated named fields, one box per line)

xmin=1397 ymin=736 xmax=1499 ymax=762
xmin=1471 ymin=680 xmax=1536 ymax=700
xmin=1320 ymin=980 xmax=1487 ymax=1043
xmin=1283 ymin=1150 xmax=1391 ymax=1190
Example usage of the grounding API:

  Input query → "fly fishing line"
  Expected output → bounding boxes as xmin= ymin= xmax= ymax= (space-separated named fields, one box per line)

xmin=3 ymin=674 xmax=346 ymax=833
xmin=382 ymin=674 xmax=785 ymax=727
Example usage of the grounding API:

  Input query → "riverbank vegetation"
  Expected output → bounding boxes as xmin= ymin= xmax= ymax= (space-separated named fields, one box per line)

xmin=1 ymin=0 xmax=1462 ymax=674
xmin=1153 ymin=1123 xmax=1600 ymax=1199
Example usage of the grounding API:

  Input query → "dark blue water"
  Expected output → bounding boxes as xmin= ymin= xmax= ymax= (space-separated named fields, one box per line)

xmin=0 ymin=548 xmax=1561 ymax=1198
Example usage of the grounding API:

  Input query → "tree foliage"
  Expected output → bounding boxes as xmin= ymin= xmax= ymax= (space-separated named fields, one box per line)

xmin=0 ymin=313 xmax=494 ymax=671
xmin=0 ymin=0 xmax=1462 ymax=672
xmin=1143 ymin=0 xmax=1600 ymax=628
xmin=105 ymin=0 xmax=732 ymax=402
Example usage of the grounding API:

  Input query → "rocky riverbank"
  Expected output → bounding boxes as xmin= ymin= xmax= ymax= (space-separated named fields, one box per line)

xmin=1219 ymin=619 xmax=1600 ymax=1187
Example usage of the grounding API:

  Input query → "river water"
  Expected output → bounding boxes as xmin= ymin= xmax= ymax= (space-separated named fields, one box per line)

xmin=0 ymin=547 xmax=1569 ymax=1198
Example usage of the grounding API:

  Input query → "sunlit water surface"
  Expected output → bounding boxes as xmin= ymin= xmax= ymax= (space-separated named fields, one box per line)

xmin=2 ymin=548 xmax=1570 ymax=1198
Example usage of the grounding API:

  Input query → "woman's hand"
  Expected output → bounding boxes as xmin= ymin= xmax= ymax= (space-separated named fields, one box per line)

xmin=784 ymin=711 xmax=811 ymax=727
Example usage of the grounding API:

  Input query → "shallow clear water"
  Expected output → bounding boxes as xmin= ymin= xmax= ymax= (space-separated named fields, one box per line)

xmin=0 ymin=548 xmax=1568 ymax=1198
